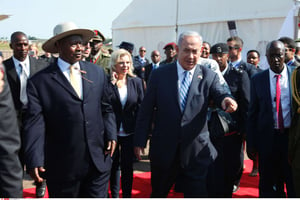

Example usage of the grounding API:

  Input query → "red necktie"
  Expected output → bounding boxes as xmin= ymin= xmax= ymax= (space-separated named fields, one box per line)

xmin=275 ymin=74 xmax=284 ymax=132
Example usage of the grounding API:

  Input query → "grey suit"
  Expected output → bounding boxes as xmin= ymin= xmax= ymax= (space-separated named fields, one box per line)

xmin=134 ymin=62 xmax=231 ymax=197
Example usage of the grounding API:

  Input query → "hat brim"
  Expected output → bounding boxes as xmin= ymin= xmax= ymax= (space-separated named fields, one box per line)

xmin=42 ymin=29 xmax=94 ymax=53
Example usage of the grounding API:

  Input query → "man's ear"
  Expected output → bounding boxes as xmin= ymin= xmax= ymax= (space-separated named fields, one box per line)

xmin=9 ymin=43 xmax=13 ymax=50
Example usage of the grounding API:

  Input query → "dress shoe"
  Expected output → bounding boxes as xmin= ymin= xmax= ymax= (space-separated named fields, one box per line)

xmin=232 ymin=185 xmax=240 ymax=193
xmin=35 ymin=180 xmax=46 ymax=198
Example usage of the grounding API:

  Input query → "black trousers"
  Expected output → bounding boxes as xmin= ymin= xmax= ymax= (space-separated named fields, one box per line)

xmin=259 ymin=130 xmax=295 ymax=197
xmin=151 ymin=146 xmax=210 ymax=198
xmin=46 ymin=163 xmax=110 ymax=198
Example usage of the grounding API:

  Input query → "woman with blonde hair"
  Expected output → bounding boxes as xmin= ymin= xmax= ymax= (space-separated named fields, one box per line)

xmin=108 ymin=49 xmax=144 ymax=198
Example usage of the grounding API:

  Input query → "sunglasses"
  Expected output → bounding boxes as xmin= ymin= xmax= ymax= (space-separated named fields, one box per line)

xmin=228 ymin=46 xmax=240 ymax=50
xmin=140 ymin=50 xmax=146 ymax=52
xmin=285 ymin=48 xmax=293 ymax=52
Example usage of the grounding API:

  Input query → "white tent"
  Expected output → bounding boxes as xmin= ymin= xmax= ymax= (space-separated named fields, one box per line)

xmin=112 ymin=0 xmax=294 ymax=69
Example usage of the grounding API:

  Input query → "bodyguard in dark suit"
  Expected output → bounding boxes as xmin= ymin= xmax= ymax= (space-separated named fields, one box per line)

xmin=3 ymin=32 xmax=48 ymax=126
xmin=0 ymin=66 xmax=23 ymax=198
xmin=227 ymin=36 xmax=259 ymax=190
xmin=3 ymin=31 xmax=48 ymax=198
xmin=208 ymin=43 xmax=250 ymax=197
xmin=134 ymin=31 xmax=237 ymax=197
xmin=23 ymin=22 xmax=117 ymax=198
xmin=247 ymin=40 xmax=295 ymax=197
xmin=143 ymin=50 xmax=161 ymax=85
xmin=227 ymin=36 xmax=259 ymax=79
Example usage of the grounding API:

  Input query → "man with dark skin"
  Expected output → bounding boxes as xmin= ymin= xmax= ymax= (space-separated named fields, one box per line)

xmin=160 ymin=42 xmax=177 ymax=65
xmin=247 ymin=40 xmax=295 ymax=197
xmin=87 ymin=30 xmax=111 ymax=74
xmin=23 ymin=22 xmax=117 ymax=197
xmin=3 ymin=31 xmax=48 ymax=198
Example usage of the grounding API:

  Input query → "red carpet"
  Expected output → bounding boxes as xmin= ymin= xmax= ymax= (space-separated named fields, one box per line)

xmin=23 ymin=159 xmax=259 ymax=198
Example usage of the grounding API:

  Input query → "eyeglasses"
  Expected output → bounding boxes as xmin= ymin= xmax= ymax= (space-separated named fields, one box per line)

xmin=228 ymin=46 xmax=240 ymax=50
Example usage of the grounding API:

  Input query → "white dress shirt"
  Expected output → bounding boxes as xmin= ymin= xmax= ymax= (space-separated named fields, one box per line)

xmin=268 ymin=66 xmax=291 ymax=129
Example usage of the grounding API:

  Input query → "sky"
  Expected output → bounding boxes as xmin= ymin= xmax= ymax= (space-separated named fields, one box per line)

xmin=0 ymin=0 xmax=133 ymax=40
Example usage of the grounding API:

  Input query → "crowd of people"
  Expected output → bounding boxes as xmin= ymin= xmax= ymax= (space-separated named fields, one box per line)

xmin=0 ymin=21 xmax=300 ymax=198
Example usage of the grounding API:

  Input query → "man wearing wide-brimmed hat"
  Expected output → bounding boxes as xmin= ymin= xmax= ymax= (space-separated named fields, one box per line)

xmin=86 ymin=30 xmax=111 ymax=74
xmin=23 ymin=22 xmax=117 ymax=198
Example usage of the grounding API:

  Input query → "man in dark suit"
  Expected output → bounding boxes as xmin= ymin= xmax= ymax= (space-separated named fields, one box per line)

xmin=208 ymin=43 xmax=250 ymax=197
xmin=143 ymin=50 xmax=161 ymax=85
xmin=226 ymin=36 xmax=259 ymax=190
xmin=278 ymin=36 xmax=300 ymax=71
xmin=0 ymin=65 xmax=23 ymax=198
xmin=227 ymin=36 xmax=258 ymax=79
xmin=3 ymin=31 xmax=48 ymax=198
xmin=134 ymin=31 xmax=237 ymax=197
xmin=22 ymin=22 xmax=117 ymax=198
xmin=247 ymin=40 xmax=295 ymax=197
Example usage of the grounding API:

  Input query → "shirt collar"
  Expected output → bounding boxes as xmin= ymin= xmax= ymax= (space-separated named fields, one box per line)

xmin=13 ymin=56 xmax=30 ymax=75
xmin=269 ymin=63 xmax=288 ymax=79
xmin=176 ymin=60 xmax=196 ymax=77
xmin=57 ymin=58 xmax=80 ymax=72
xmin=230 ymin=58 xmax=242 ymax=68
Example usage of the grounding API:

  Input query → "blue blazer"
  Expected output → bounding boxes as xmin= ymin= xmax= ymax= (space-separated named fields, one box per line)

xmin=247 ymin=66 xmax=293 ymax=156
xmin=134 ymin=63 xmax=231 ymax=170
xmin=108 ymin=76 xmax=144 ymax=134
xmin=23 ymin=59 xmax=117 ymax=181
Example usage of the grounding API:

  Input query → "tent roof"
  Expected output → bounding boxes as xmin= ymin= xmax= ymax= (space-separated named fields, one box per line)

xmin=113 ymin=0 xmax=294 ymax=29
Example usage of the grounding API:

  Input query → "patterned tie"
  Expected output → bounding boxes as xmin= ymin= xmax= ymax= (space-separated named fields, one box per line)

xmin=19 ymin=63 xmax=28 ymax=105
xmin=180 ymin=71 xmax=192 ymax=112
xmin=275 ymin=74 xmax=284 ymax=132
xmin=69 ymin=65 xmax=81 ymax=98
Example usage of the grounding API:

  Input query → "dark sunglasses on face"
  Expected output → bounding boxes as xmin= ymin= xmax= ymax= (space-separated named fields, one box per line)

xmin=228 ymin=46 xmax=240 ymax=50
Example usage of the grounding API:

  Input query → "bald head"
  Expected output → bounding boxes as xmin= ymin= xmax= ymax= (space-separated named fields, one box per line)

xmin=266 ymin=40 xmax=285 ymax=74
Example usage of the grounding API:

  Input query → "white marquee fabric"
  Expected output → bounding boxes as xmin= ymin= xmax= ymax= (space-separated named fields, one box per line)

xmin=112 ymin=0 xmax=294 ymax=68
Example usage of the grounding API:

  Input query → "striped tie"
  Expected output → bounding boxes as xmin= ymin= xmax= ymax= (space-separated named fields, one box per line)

xmin=180 ymin=71 xmax=192 ymax=112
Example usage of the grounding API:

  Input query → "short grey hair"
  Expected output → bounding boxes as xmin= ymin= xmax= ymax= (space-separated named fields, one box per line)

xmin=177 ymin=31 xmax=203 ymax=48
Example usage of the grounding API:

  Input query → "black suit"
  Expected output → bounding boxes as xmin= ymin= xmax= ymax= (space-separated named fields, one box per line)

xmin=23 ymin=59 xmax=117 ymax=197
xmin=247 ymin=67 xmax=295 ymax=197
xmin=3 ymin=56 xmax=48 ymax=166
xmin=143 ymin=63 xmax=159 ymax=84
xmin=134 ymin=63 xmax=231 ymax=197
xmin=108 ymin=76 xmax=144 ymax=197
xmin=237 ymin=60 xmax=259 ymax=79
xmin=208 ymin=66 xmax=250 ymax=197
xmin=0 ymin=68 xmax=23 ymax=197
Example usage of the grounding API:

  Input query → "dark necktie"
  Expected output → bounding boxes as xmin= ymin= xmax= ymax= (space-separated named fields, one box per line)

xmin=275 ymin=74 xmax=284 ymax=132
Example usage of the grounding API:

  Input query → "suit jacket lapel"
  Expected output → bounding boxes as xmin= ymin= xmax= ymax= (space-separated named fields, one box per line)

xmin=5 ymin=58 xmax=19 ymax=84
xmin=263 ymin=70 xmax=273 ymax=112
xmin=50 ymin=63 xmax=80 ymax=99
xmin=29 ymin=57 xmax=39 ymax=77
xmin=80 ymin=62 xmax=93 ymax=100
